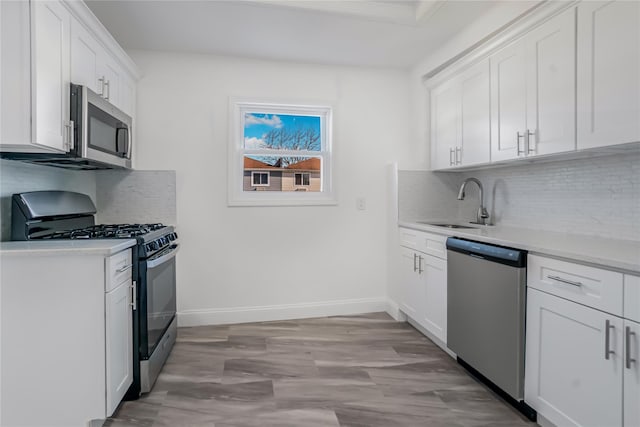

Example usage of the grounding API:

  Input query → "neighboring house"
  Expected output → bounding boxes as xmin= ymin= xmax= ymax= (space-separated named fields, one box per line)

xmin=243 ymin=157 xmax=321 ymax=192
xmin=281 ymin=157 xmax=321 ymax=192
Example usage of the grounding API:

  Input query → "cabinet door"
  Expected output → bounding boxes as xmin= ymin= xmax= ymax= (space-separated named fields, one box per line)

xmin=525 ymin=8 xmax=576 ymax=156
xmin=490 ymin=39 xmax=527 ymax=162
xmin=459 ymin=59 xmax=491 ymax=167
xmin=1 ymin=0 xmax=31 ymax=145
xmin=420 ymin=255 xmax=447 ymax=343
xmin=625 ymin=319 xmax=640 ymax=427
xmin=71 ymin=18 xmax=101 ymax=94
xmin=525 ymin=288 xmax=623 ymax=427
xmin=577 ymin=1 xmax=640 ymax=149
xmin=431 ymin=81 xmax=460 ymax=169
xmin=100 ymin=58 xmax=121 ymax=108
xmin=31 ymin=0 xmax=71 ymax=152
xmin=119 ymin=73 xmax=136 ymax=117
xmin=399 ymin=247 xmax=421 ymax=320
xmin=105 ymin=280 xmax=133 ymax=416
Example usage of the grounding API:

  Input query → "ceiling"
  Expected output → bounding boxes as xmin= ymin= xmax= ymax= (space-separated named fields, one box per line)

xmin=85 ymin=0 xmax=508 ymax=68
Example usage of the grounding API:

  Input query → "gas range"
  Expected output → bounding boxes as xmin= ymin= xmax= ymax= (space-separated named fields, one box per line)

xmin=37 ymin=223 xmax=178 ymax=258
xmin=11 ymin=191 xmax=177 ymax=259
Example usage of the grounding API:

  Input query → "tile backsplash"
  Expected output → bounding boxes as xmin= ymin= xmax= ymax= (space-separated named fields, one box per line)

xmin=399 ymin=152 xmax=640 ymax=241
xmin=95 ymin=170 xmax=177 ymax=226
xmin=0 ymin=160 xmax=177 ymax=241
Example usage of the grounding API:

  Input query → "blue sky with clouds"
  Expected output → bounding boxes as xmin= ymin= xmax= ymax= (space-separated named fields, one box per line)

xmin=244 ymin=113 xmax=321 ymax=150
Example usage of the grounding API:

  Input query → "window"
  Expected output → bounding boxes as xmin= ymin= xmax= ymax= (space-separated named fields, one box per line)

xmin=294 ymin=173 xmax=310 ymax=186
xmin=251 ymin=172 xmax=270 ymax=187
xmin=229 ymin=99 xmax=334 ymax=206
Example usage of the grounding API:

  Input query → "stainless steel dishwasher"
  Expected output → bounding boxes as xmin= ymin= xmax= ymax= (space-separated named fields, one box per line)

xmin=446 ymin=237 xmax=535 ymax=420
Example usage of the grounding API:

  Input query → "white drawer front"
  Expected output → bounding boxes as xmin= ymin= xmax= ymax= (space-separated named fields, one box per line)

xmin=421 ymin=233 xmax=447 ymax=260
xmin=399 ymin=228 xmax=420 ymax=250
xmin=106 ymin=249 xmax=132 ymax=292
xmin=625 ymin=274 xmax=640 ymax=322
xmin=527 ymin=254 xmax=623 ymax=316
xmin=399 ymin=227 xmax=447 ymax=260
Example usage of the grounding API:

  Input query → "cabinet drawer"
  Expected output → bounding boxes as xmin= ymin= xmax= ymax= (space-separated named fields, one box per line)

xmin=527 ymin=254 xmax=623 ymax=316
xmin=625 ymin=274 xmax=640 ymax=322
xmin=106 ymin=249 xmax=132 ymax=292
xmin=399 ymin=228 xmax=447 ymax=260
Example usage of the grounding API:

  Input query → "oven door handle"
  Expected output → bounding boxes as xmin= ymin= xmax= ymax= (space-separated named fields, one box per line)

xmin=146 ymin=244 xmax=179 ymax=269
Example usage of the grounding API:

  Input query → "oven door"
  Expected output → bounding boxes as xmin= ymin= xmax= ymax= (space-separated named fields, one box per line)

xmin=139 ymin=244 xmax=178 ymax=358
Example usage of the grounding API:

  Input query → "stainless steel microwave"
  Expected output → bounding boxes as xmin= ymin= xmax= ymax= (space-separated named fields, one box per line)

xmin=0 ymin=84 xmax=132 ymax=170
xmin=70 ymin=83 xmax=132 ymax=169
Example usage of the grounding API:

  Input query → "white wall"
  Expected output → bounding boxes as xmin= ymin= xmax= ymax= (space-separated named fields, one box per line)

xmin=129 ymin=50 xmax=410 ymax=325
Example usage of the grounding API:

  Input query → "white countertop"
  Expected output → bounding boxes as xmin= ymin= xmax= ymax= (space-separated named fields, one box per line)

xmin=399 ymin=220 xmax=640 ymax=274
xmin=0 ymin=239 xmax=137 ymax=256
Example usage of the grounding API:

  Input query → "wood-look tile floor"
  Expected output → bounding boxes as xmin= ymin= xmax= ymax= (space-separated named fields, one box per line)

xmin=106 ymin=313 xmax=534 ymax=427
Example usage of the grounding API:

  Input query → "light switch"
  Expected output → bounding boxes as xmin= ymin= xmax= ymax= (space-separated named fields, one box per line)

xmin=356 ymin=197 xmax=366 ymax=210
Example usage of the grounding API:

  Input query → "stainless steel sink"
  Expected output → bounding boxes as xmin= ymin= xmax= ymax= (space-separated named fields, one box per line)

xmin=417 ymin=222 xmax=478 ymax=229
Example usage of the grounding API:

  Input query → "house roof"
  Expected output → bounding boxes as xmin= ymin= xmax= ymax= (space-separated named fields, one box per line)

xmin=244 ymin=157 xmax=321 ymax=172
xmin=244 ymin=157 xmax=273 ymax=169
xmin=286 ymin=158 xmax=321 ymax=171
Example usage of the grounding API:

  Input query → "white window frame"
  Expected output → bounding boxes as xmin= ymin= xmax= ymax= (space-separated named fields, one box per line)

xmin=251 ymin=171 xmax=270 ymax=187
xmin=228 ymin=98 xmax=335 ymax=206
xmin=294 ymin=172 xmax=310 ymax=186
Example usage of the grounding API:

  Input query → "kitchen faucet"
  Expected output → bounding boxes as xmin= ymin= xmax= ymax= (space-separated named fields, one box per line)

xmin=457 ymin=177 xmax=490 ymax=225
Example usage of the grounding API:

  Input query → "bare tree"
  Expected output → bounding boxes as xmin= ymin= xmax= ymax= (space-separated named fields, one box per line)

xmin=261 ymin=127 xmax=320 ymax=167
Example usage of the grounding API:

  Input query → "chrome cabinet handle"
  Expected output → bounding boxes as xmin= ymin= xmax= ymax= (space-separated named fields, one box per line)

xmin=417 ymin=255 xmax=423 ymax=274
xmin=517 ymin=132 xmax=525 ymax=155
xmin=605 ymin=320 xmax=615 ymax=360
xmin=527 ymin=129 xmax=536 ymax=154
xmin=547 ymin=275 xmax=582 ymax=287
xmin=455 ymin=147 xmax=462 ymax=165
xmin=131 ymin=280 xmax=137 ymax=311
xmin=627 ymin=326 xmax=637 ymax=369
xmin=98 ymin=76 xmax=106 ymax=97
xmin=64 ymin=121 xmax=74 ymax=151
xmin=413 ymin=253 xmax=418 ymax=272
xmin=104 ymin=80 xmax=110 ymax=100
xmin=449 ymin=148 xmax=455 ymax=166
xmin=117 ymin=264 xmax=133 ymax=273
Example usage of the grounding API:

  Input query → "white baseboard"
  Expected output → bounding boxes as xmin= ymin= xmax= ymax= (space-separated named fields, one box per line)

xmin=385 ymin=298 xmax=405 ymax=321
xmin=177 ymin=297 xmax=388 ymax=327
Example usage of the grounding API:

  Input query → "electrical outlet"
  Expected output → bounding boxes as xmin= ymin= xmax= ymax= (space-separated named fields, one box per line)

xmin=356 ymin=197 xmax=366 ymax=211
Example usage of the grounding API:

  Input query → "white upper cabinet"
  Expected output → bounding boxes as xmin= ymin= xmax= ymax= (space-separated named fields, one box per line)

xmin=1 ymin=1 xmax=31 ymax=145
xmin=1 ymin=0 xmax=138 ymax=153
xmin=490 ymin=39 xmax=527 ymax=162
xmin=71 ymin=15 xmax=132 ymax=115
xmin=459 ymin=61 xmax=491 ymax=167
xmin=431 ymin=59 xmax=490 ymax=169
xmin=31 ymin=0 xmax=73 ymax=153
xmin=71 ymin=17 xmax=101 ymax=94
xmin=491 ymin=7 xmax=576 ymax=161
xmin=431 ymin=80 xmax=460 ymax=169
xmin=577 ymin=0 xmax=640 ymax=149
xmin=524 ymin=8 xmax=576 ymax=157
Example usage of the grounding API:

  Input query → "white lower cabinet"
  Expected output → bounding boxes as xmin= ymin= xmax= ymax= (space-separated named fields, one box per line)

xmin=525 ymin=288 xmax=623 ymax=427
xmin=105 ymin=278 xmax=134 ymax=416
xmin=0 ymin=246 xmax=134 ymax=427
xmin=625 ymin=319 xmax=640 ymax=427
xmin=398 ymin=228 xmax=447 ymax=345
